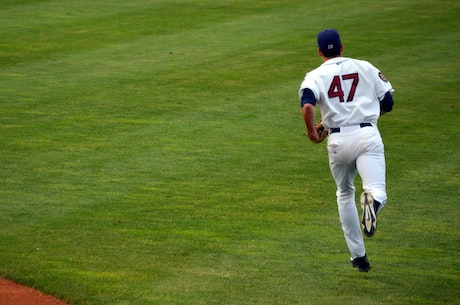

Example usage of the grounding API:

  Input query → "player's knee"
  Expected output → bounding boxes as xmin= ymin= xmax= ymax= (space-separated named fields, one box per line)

xmin=336 ymin=188 xmax=355 ymax=203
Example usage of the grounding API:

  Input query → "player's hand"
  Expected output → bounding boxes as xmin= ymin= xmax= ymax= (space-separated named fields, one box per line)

xmin=306 ymin=130 xmax=321 ymax=143
xmin=306 ymin=120 xmax=328 ymax=143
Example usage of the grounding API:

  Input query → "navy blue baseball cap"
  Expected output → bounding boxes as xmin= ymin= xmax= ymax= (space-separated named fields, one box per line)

xmin=317 ymin=29 xmax=342 ymax=57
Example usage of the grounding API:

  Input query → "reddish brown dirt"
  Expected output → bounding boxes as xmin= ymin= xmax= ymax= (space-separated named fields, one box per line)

xmin=0 ymin=278 xmax=70 ymax=305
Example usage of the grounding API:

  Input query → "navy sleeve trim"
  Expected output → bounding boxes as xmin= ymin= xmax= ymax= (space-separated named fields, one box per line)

xmin=379 ymin=91 xmax=393 ymax=113
xmin=300 ymin=88 xmax=316 ymax=107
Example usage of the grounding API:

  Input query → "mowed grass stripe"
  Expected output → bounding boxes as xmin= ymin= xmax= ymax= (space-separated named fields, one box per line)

xmin=0 ymin=0 xmax=304 ymax=66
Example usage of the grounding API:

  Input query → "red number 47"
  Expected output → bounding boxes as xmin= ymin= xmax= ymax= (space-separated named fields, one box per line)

xmin=328 ymin=73 xmax=359 ymax=102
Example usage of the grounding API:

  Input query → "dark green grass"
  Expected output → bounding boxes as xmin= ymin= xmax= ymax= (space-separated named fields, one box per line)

xmin=1 ymin=0 xmax=459 ymax=304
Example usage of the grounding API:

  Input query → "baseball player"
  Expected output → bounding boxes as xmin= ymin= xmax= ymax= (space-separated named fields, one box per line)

xmin=298 ymin=29 xmax=394 ymax=272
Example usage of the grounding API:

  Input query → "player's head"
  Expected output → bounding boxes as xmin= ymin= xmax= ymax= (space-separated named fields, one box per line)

xmin=317 ymin=29 xmax=342 ymax=58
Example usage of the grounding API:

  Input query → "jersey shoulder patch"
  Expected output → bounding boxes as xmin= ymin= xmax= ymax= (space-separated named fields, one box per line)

xmin=378 ymin=72 xmax=388 ymax=82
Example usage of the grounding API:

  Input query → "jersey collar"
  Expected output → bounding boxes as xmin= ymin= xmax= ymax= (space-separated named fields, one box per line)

xmin=322 ymin=56 xmax=348 ymax=65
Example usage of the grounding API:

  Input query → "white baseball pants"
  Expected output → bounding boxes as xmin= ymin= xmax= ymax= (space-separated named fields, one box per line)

xmin=327 ymin=124 xmax=387 ymax=259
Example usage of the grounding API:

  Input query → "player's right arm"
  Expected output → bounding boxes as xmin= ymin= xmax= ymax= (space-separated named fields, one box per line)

xmin=300 ymin=87 xmax=321 ymax=143
xmin=302 ymin=103 xmax=321 ymax=143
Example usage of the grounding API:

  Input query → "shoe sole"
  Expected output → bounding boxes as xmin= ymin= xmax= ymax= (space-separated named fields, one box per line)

xmin=361 ymin=192 xmax=377 ymax=237
xmin=352 ymin=264 xmax=371 ymax=272
xmin=351 ymin=256 xmax=371 ymax=272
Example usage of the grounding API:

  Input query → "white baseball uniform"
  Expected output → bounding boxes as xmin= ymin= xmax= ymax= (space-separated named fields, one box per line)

xmin=299 ymin=56 xmax=394 ymax=259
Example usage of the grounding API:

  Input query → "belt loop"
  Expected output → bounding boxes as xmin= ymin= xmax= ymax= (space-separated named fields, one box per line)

xmin=331 ymin=127 xmax=341 ymax=134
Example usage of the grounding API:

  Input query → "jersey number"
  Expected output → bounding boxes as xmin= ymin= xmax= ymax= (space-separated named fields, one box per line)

xmin=328 ymin=73 xmax=359 ymax=102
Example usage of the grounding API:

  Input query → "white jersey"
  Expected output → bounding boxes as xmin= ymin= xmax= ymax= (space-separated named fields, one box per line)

xmin=299 ymin=57 xmax=394 ymax=129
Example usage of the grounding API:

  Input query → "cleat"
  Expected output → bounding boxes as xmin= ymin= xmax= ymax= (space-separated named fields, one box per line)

xmin=361 ymin=192 xmax=377 ymax=237
xmin=351 ymin=255 xmax=371 ymax=272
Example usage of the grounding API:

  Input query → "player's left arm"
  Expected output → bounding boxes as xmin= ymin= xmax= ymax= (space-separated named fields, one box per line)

xmin=372 ymin=67 xmax=394 ymax=116
xmin=379 ymin=91 xmax=394 ymax=116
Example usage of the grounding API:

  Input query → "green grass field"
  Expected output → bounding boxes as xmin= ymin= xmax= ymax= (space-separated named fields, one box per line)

xmin=1 ymin=0 xmax=459 ymax=304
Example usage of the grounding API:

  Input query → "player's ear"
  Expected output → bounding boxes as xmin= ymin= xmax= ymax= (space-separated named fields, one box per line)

xmin=340 ymin=44 xmax=344 ymax=53
xmin=318 ymin=48 xmax=324 ymax=57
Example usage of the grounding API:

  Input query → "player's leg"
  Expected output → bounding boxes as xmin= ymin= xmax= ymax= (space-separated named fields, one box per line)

xmin=357 ymin=153 xmax=386 ymax=212
xmin=330 ymin=162 xmax=366 ymax=259
xmin=356 ymin=128 xmax=386 ymax=237
xmin=328 ymin=137 xmax=366 ymax=259
xmin=356 ymin=130 xmax=387 ymax=212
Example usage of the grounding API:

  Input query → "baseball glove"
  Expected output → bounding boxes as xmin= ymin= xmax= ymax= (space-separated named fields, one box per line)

xmin=315 ymin=120 xmax=328 ymax=143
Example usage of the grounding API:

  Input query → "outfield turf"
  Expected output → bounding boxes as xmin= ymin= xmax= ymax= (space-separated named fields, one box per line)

xmin=0 ymin=0 xmax=459 ymax=304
